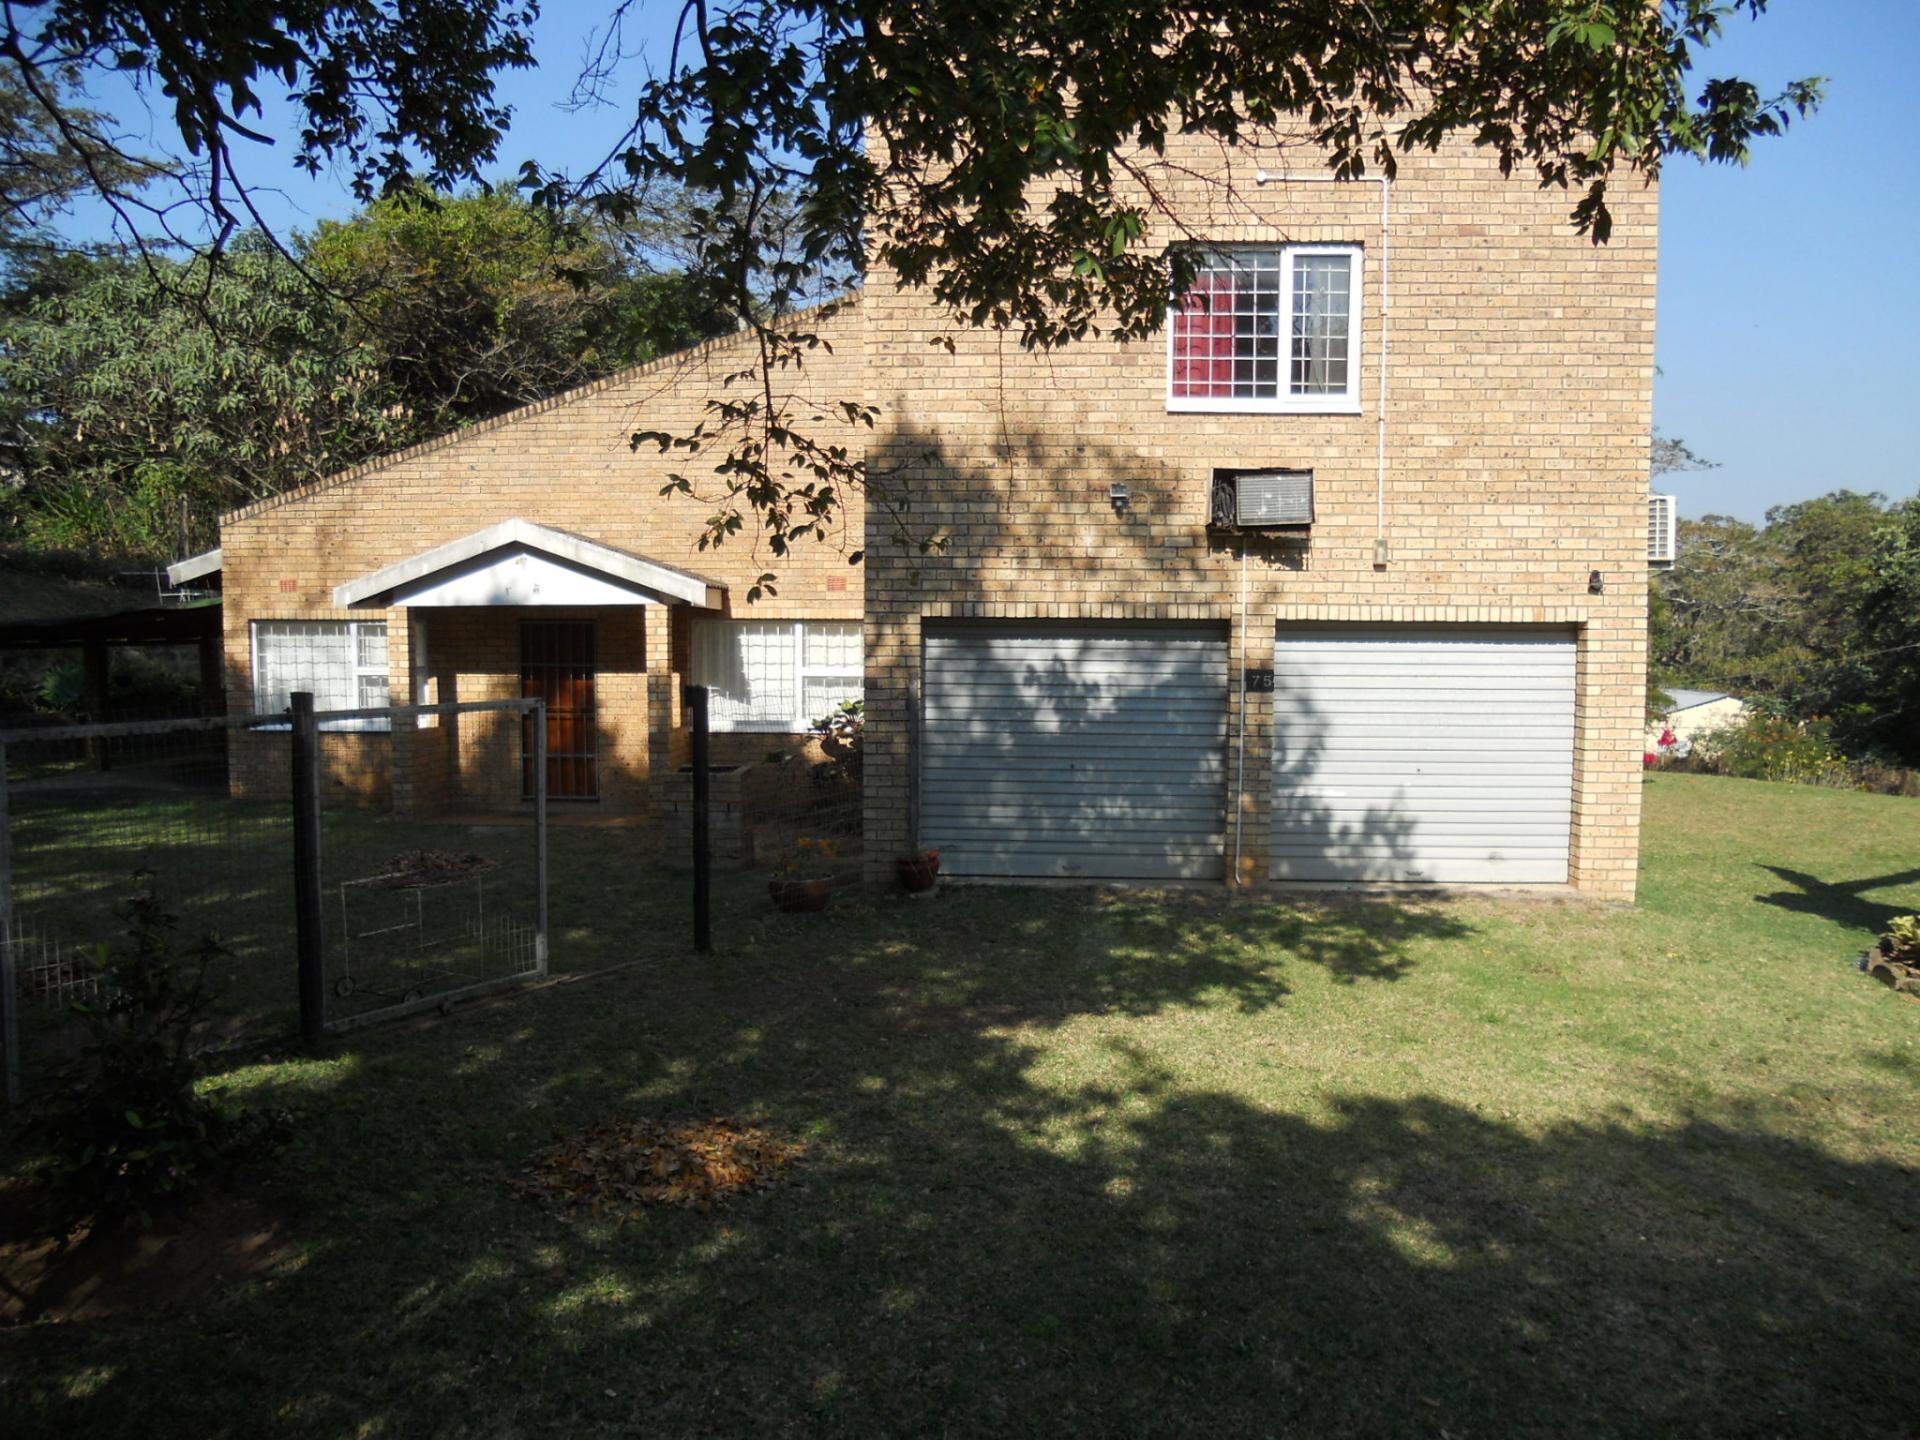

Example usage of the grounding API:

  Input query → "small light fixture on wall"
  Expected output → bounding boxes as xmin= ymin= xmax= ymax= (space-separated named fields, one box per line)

xmin=1588 ymin=569 xmax=1605 ymax=595
xmin=1109 ymin=482 xmax=1131 ymax=515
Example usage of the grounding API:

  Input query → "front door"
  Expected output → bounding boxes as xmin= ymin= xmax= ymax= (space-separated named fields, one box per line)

xmin=521 ymin=620 xmax=597 ymax=799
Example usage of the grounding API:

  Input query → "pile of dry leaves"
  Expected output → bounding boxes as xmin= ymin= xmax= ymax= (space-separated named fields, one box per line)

xmin=368 ymin=849 xmax=497 ymax=889
xmin=514 ymin=1119 xmax=806 ymax=1213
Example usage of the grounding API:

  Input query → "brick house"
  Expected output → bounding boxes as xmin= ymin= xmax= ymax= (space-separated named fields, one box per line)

xmin=179 ymin=309 xmax=869 ymax=819
xmin=185 ymin=126 xmax=1654 ymax=899
xmin=861 ymin=130 xmax=1654 ymax=901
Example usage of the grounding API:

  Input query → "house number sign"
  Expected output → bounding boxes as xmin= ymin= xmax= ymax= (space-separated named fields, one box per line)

xmin=1243 ymin=668 xmax=1275 ymax=693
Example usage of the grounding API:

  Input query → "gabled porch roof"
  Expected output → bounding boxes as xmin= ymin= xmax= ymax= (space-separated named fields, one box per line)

xmin=332 ymin=519 xmax=727 ymax=610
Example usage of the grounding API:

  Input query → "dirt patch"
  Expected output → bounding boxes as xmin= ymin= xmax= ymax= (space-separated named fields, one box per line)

xmin=0 ymin=1184 xmax=296 ymax=1325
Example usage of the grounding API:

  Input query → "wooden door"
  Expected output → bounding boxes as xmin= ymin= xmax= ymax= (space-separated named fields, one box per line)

xmin=521 ymin=621 xmax=597 ymax=799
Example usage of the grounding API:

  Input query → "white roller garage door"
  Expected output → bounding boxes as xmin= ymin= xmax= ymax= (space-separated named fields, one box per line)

xmin=1270 ymin=627 xmax=1576 ymax=883
xmin=922 ymin=624 xmax=1229 ymax=879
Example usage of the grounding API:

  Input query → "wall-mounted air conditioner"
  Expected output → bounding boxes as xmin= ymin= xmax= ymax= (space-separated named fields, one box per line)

xmin=1210 ymin=469 xmax=1314 ymax=530
xmin=1648 ymin=493 xmax=1676 ymax=567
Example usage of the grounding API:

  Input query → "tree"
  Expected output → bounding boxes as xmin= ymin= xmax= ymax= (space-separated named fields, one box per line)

xmin=0 ymin=234 xmax=406 ymax=555
xmin=304 ymin=188 xmax=735 ymax=432
xmin=555 ymin=0 xmax=1820 ymax=561
xmin=0 ymin=189 xmax=740 ymax=558
xmin=0 ymin=0 xmax=534 ymax=258
xmin=1856 ymin=500 xmax=1920 ymax=762
xmin=1652 ymin=492 xmax=1920 ymax=767
xmin=0 ymin=1 xmax=1820 ymax=570
xmin=0 ymin=60 xmax=160 ymax=276
xmin=1651 ymin=432 xmax=1719 ymax=480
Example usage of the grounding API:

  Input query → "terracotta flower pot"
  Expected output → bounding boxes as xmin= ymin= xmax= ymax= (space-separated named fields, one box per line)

xmin=897 ymin=850 xmax=942 ymax=893
xmin=769 ymin=876 xmax=835 ymax=913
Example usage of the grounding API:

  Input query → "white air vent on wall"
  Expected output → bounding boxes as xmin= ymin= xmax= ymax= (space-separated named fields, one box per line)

xmin=1648 ymin=494 xmax=1677 ymax=567
xmin=1210 ymin=469 xmax=1314 ymax=529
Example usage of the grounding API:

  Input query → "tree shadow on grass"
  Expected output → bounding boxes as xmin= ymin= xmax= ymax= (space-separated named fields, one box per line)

xmin=1754 ymin=863 xmax=1920 ymax=937
xmin=4 ymin=884 xmax=1915 ymax=1438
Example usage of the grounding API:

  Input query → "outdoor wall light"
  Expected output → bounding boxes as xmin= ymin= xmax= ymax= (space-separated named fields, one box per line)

xmin=1588 ymin=569 xmax=1606 ymax=595
xmin=1109 ymin=482 xmax=1132 ymax=515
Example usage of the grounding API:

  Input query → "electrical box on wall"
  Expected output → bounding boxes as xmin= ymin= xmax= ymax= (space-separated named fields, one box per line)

xmin=1210 ymin=469 xmax=1314 ymax=530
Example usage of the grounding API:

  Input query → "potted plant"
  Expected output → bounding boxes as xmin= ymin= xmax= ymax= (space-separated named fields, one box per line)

xmin=896 ymin=848 xmax=941 ymax=894
xmin=769 ymin=836 xmax=839 ymax=913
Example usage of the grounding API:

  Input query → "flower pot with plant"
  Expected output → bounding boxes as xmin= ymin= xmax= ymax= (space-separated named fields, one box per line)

xmin=769 ymin=836 xmax=840 ymax=913
xmin=896 ymin=849 xmax=941 ymax=893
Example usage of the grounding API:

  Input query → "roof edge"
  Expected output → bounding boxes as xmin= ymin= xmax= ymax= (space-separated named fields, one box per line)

xmin=222 ymin=292 xmax=862 ymax=529
xmin=331 ymin=518 xmax=728 ymax=609
xmin=166 ymin=547 xmax=223 ymax=585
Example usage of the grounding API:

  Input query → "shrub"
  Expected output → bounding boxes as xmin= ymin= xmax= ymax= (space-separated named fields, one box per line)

xmin=1854 ymin=764 xmax=1920 ymax=798
xmin=809 ymin=698 xmax=864 ymax=788
xmin=1689 ymin=712 xmax=1858 ymax=788
xmin=28 ymin=874 xmax=288 ymax=1225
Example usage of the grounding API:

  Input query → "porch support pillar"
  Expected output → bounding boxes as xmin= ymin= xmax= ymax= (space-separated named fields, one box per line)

xmin=643 ymin=606 xmax=681 ymax=786
xmin=388 ymin=614 xmax=417 ymax=819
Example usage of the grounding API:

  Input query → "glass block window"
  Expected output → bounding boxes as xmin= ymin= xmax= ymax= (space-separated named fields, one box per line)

xmin=1169 ymin=245 xmax=1361 ymax=411
xmin=251 ymin=620 xmax=390 ymax=731
xmin=693 ymin=620 xmax=863 ymax=732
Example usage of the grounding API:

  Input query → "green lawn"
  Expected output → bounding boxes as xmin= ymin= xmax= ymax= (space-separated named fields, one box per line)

xmin=4 ymin=773 xmax=1918 ymax=1436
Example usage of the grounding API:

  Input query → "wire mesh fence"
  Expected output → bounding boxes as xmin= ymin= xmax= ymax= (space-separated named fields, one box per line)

xmin=0 ymin=699 xmax=550 ymax=1103
xmin=2 ymin=683 xmax=874 ymax=1106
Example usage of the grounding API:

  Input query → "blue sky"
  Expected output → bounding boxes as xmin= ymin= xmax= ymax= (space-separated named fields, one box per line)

xmin=1652 ymin=0 xmax=1919 ymax=521
xmin=72 ymin=0 xmax=1916 ymax=525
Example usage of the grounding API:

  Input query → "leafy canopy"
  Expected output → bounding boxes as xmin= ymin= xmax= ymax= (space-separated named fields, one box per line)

xmin=1655 ymin=492 xmax=1920 ymax=765
xmin=0 ymin=0 xmax=1821 ymax=568
xmin=532 ymin=0 xmax=1820 ymax=559
xmin=0 ymin=191 xmax=737 ymax=558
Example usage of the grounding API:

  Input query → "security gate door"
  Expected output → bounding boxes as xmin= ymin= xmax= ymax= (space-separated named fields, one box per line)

xmin=1269 ymin=626 xmax=1576 ymax=883
xmin=921 ymin=623 xmax=1229 ymax=879
xmin=521 ymin=620 xmax=597 ymax=800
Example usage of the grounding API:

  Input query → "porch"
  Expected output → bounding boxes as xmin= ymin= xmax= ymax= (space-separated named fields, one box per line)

xmin=331 ymin=519 xmax=721 ymax=822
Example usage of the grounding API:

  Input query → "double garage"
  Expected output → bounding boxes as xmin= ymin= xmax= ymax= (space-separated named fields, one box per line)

xmin=919 ymin=622 xmax=1577 ymax=885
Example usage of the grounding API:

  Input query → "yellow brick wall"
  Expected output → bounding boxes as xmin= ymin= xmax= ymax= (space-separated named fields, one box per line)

xmin=221 ymin=306 xmax=868 ymax=806
xmin=860 ymin=131 xmax=1655 ymax=899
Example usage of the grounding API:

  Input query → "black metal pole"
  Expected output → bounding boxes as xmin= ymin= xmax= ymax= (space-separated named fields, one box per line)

xmin=290 ymin=691 xmax=326 ymax=1049
xmin=688 ymin=684 xmax=712 ymax=955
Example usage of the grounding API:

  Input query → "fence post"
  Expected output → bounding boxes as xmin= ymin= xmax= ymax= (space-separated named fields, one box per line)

xmin=687 ymin=685 xmax=711 ymax=955
xmin=83 ymin=637 xmax=111 ymax=771
xmin=0 ymin=739 xmax=17 ymax=1109
xmin=290 ymin=692 xmax=325 ymax=1049
xmin=532 ymin=698 xmax=549 ymax=978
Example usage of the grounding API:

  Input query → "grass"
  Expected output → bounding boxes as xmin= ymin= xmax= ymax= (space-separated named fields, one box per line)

xmin=3 ymin=773 xmax=1918 ymax=1436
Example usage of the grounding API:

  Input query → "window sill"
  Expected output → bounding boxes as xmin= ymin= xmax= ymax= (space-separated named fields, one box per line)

xmin=251 ymin=721 xmax=393 ymax=735
xmin=1167 ymin=397 xmax=1363 ymax=416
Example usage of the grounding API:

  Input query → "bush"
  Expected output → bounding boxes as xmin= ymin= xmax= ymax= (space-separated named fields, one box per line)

xmin=809 ymin=698 xmax=864 ymax=788
xmin=1854 ymin=763 xmax=1920 ymax=798
xmin=1688 ymin=712 xmax=1858 ymax=788
xmin=27 ymin=874 xmax=288 ymax=1225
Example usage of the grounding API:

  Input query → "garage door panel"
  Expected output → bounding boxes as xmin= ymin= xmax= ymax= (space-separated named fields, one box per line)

xmin=923 ymin=624 xmax=1228 ymax=880
xmin=924 ymin=719 xmax=1230 ymax=741
xmin=1271 ymin=627 xmax=1575 ymax=884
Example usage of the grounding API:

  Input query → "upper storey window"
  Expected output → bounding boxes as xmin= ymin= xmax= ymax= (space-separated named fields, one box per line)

xmin=1167 ymin=245 xmax=1362 ymax=414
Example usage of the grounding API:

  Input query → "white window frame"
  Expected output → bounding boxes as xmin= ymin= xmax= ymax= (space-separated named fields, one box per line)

xmin=249 ymin=619 xmax=391 ymax=732
xmin=693 ymin=619 xmax=863 ymax=734
xmin=1165 ymin=243 xmax=1364 ymax=416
